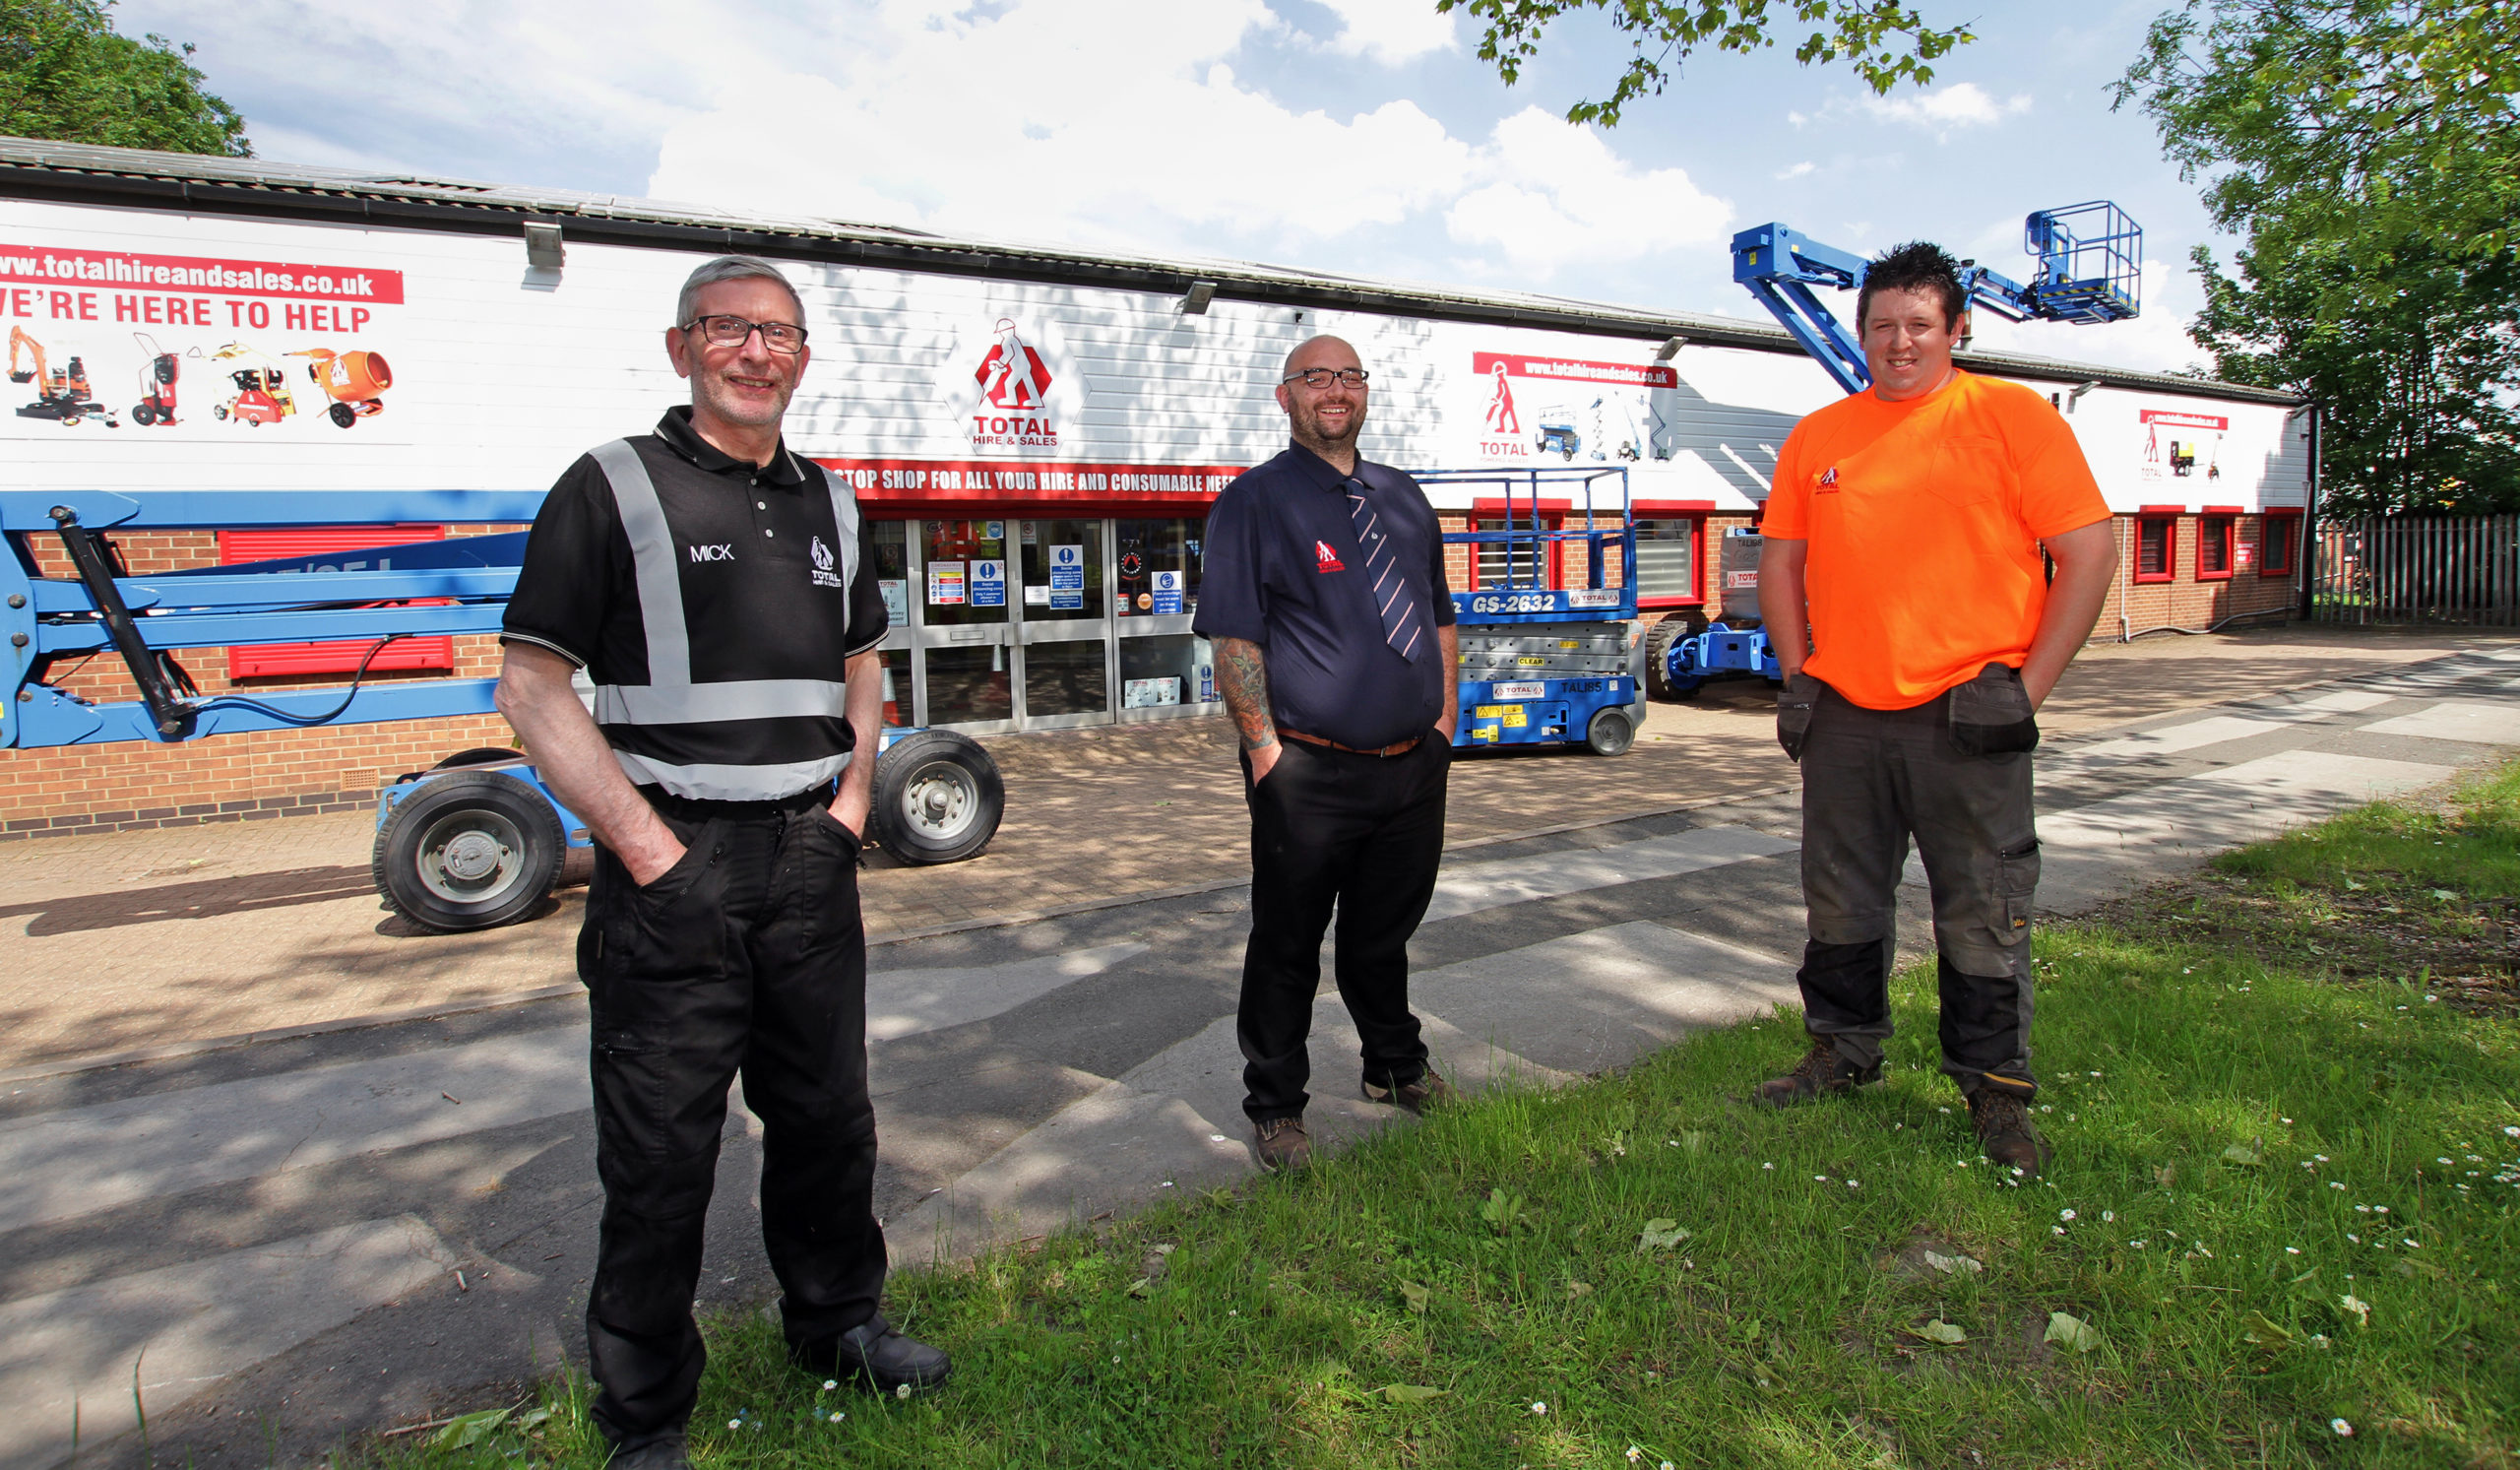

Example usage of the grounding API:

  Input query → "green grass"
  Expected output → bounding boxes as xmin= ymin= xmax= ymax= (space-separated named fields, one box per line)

xmin=394 ymin=778 xmax=2520 ymax=1470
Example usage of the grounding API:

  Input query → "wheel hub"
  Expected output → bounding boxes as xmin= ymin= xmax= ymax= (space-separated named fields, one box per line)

xmin=442 ymin=829 xmax=506 ymax=881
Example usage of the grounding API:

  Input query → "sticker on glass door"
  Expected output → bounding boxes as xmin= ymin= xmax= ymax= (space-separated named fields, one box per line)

xmin=972 ymin=558 xmax=1006 ymax=607
xmin=1153 ymin=569 xmax=1183 ymax=614
xmin=1049 ymin=543 xmax=1085 ymax=609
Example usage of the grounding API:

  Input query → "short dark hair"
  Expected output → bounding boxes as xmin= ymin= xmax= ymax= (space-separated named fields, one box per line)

xmin=1857 ymin=241 xmax=1967 ymax=330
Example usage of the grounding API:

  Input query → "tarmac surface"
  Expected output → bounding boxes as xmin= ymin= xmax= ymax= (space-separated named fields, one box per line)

xmin=2 ymin=623 xmax=2517 ymax=1470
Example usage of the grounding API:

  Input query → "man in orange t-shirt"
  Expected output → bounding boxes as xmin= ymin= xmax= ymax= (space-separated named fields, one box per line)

xmin=1753 ymin=241 xmax=2117 ymax=1177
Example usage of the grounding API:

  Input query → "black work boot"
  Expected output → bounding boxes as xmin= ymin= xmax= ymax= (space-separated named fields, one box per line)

xmin=1753 ymin=1036 xmax=1881 ymax=1108
xmin=603 ymin=1436 xmax=689 ymax=1470
xmin=1967 ymin=1089 xmax=2053 ymax=1177
xmin=1255 ymin=1116 xmax=1311 ymax=1172
xmin=795 ymin=1310 xmax=952 ymax=1394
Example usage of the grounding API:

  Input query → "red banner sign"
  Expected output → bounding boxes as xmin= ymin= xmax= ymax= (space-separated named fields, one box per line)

xmin=0 ymin=245 xmax=405 ymax=304
xmin=1472 ymin=352 xmax=1676 ymax=389
xmin=819 ymin=459 xmax=1246 ymax=504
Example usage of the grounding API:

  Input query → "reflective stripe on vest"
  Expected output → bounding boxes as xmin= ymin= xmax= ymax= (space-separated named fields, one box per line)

xmin=585 ymin=437 xmax=868 ymax=799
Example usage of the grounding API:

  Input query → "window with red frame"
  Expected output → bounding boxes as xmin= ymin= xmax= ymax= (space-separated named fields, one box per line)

xmin=220 ymin=527 xmax=455 ymax=677
xmin=2259 ymin=514 xmax=2299 ymax=576
xmin=2199 ymin=514 xmax=2236 ymax=579
xmin=2134 ymin=513 xmax=2177 ymax=583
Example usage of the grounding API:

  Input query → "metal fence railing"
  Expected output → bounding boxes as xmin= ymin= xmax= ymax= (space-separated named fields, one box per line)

xmin=2310 ymin=515 xmax=2520 ymax=626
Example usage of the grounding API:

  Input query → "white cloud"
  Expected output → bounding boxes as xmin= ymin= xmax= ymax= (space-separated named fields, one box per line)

xmin=1443 ymin=107 xmax=1732 ymax=278
xmin=1857 ymin=82 xmax=2031 ymax=136
xmin=1307 ymin=0 xmax=1456 ymax=63
xmin=1774 ymin=160 xmax=1815 ymax=181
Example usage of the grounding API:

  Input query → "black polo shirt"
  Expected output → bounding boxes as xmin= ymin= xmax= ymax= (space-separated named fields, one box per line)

xmin=1193 ymin=441 xmax=1455 ymax=750
xmin=503 ymin=407 xmax=889 ymax=799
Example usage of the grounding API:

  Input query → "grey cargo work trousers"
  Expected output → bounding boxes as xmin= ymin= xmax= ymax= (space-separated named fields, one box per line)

xmin=1781 ymin=668 xmax=2043 ymax=1099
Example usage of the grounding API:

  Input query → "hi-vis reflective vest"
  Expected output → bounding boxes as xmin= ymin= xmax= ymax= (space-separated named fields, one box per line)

xmin=584 ymin=438 xmax=866 ymax=802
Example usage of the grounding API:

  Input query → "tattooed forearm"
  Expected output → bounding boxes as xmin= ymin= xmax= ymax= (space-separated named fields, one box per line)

xmin=1213 ymin=636 xmax=1277 ymax=751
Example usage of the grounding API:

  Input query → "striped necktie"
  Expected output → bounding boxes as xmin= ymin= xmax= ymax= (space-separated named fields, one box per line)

xmin=1345 ymin=476 xmax=1428 ymax=664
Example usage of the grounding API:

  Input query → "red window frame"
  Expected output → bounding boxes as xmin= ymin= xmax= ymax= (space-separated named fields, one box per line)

xmin=2258 ymin=511 xmax=2300 ymax=577
xmin=1469 ymin=496 xmax=1570 ymax=592
xmin=2198 ymin=507 xmax=2238 ymax=581
xmin=1630 ymin=499 xmax=1714 ymax=609
xmin=2133 ymin=507 xmax=2180 ymax=584
xmin=220 ymin=527 xmax=456 ymax=678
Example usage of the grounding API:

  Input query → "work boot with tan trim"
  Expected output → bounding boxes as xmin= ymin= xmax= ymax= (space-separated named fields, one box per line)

xmin=1753 ymin=1036 xmax=1881 ymax=1108
xmin=1967 ymin=1088 xmax=2053 ymax=1177
xmin=1255 ymin=1116 xmax=1311 ymax=1172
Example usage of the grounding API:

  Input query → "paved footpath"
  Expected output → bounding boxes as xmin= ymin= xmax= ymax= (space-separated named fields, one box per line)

xmin=2 ymin=631 xmax=2518 ymax=1470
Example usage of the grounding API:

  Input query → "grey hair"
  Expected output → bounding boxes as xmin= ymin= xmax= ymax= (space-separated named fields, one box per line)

xmin=673 ymin=255 xmax=805 ymax=327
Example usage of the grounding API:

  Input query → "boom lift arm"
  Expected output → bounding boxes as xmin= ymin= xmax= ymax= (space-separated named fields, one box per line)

xmin=1731 ymin=201 xmax=2144 ymax=394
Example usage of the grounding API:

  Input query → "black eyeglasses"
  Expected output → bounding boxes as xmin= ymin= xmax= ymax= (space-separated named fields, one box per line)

xmin=1281 ymin=367 xmax=1369 ymax=389
xmin=681 ymin=314 xmax=809 ymax=353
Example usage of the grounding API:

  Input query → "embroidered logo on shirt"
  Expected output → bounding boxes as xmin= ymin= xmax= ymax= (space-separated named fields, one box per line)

xmin=809 ymin=535 xmax=844 ymax=588
xmin=687 ymin=543 xmax=734 ymax=562
xmin=1816 ymin=467 xmax=1840 ymax=493
xmin=1315 ymin=540 xmax=1346 ymax=573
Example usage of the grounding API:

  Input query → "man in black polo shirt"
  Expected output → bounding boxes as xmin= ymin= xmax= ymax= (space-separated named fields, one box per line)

xmin=495 ymin=255 xmax=946 ymax=1470
xmin=1194 ymin=333 xmax=1460 ymax=1173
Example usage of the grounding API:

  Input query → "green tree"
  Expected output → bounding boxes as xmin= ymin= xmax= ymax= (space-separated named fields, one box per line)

xmin=2118 ymin=1 xmax=2520 ymax=514
xmin=0 ymin=0 xmax=248 ymax=157
xmin=1438 ymin=0 xmax=1973 ymax=127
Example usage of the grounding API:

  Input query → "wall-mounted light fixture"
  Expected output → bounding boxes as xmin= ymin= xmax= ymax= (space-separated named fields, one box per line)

xmin=1178 ymin=281 xmax=1217 ymax=315
xmin=2065 ymin=379 xmax=2103 ymax=414
xmin=523 ymin=220 xmax=565 ymax=272
xmin=1654 ymin=335 xmax=1685 ymax=361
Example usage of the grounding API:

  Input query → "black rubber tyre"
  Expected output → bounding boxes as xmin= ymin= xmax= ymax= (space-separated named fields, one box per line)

xmin=371 ymin=769 xmax=564 ymax=931
xmin=330 ymin=402 xmax=357 ymax=428
xmin=870 ymin=729 xmax=1004 ymax=864
xmin=132 ymin=404 xmax=158 ymax=426
xmin=1642 ymin=612 xmax=1708 ymax=701
xmin=1584 ymin=706 xmax=1635 ymax=756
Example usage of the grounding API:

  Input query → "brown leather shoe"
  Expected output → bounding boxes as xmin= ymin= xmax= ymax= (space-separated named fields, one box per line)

xmin=1753 ymin=1037 xmax=1882 ymax=1108
xmin=1967 ymin=1089 xmax=2053 ymax=1177
xmin=1362 ymin=1068 xmax=1457 ymax=1115
xmin=1255 ymin=1116 xmax=1311 ymax=1172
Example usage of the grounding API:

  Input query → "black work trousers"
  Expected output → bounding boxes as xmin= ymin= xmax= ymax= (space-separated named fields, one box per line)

xmin=1237 ymin=731 xmax=1449 ymax=1122
xmin=579 ymin=787 xmax=884 ymax=1451
xmin=1794 ymin=676 xmax=2043 ymax=1099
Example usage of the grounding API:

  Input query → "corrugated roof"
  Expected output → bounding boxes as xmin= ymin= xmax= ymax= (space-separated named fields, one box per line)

xmin=0 ymin=135 xmax=2302 ymax=407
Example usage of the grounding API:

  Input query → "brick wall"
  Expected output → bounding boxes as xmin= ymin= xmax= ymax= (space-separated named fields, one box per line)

xmin=2097 ymin=513 xmax=2299 ymax=636
xmin=4 ymin=524 xmax=525 ymax=842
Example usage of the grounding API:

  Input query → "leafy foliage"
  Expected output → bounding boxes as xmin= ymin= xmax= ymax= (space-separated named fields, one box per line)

xmin=1437 ymin=0 xmax=1974 ymax=127
xmin=2117 ymin=1 xmax=2520 ymax=514
xmin=0 ymin=0 xmax=248 ymax=157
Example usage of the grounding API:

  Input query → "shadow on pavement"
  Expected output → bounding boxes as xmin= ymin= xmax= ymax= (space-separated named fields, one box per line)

xmin=0 ymin=865 xmax=378 ymax=935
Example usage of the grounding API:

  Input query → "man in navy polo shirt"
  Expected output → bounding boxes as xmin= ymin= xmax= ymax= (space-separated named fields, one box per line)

xmin=1194 ymin=333 xmax=1460 ymax=1173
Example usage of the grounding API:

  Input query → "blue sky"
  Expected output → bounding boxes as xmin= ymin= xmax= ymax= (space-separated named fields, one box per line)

xmin=116 ymin=0 xmax=2223 ymax=374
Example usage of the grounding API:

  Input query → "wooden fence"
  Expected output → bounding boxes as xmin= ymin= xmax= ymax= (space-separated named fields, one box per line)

xmin=2310 ymin=516 xmax=2520 ymax=626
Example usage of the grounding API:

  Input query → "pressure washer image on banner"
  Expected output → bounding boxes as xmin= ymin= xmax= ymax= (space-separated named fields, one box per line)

xmin=1 ymin=241 xmax=405 ymax=441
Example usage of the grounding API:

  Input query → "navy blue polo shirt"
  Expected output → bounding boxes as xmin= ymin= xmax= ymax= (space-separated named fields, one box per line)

xmin=1193 ymin=442 xmax=1455 ymax=749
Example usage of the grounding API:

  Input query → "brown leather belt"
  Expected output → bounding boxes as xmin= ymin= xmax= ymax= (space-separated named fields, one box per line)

xmin=1277 ymin=726 xmax=1421 ymax=758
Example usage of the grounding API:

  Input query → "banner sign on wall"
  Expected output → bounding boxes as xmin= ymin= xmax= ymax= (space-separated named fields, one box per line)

xmin=2139 ymin=408 xmax=2231 ymax=484
xmin=1464 ymin=351 xmax=1678 ymax=467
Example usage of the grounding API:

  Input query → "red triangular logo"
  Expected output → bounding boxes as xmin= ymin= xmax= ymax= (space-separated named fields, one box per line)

xmin=1315 ymin=540 xmax=1346 ymax=572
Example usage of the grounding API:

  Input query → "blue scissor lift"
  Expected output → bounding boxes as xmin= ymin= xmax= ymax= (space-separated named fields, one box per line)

xmin=1425 ymin=466 xmax=1646 ymax=755
xmin=1 ymin=489 xmax=1003 ymax=932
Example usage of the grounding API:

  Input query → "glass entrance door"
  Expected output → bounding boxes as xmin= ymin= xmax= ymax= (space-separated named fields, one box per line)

xmin=912 ymin=517 xmax=1014 ymax=730
xmin=1014 ymin=518 xmax=1108 ymax=727
xmin=1113 ymin=515 xmax=1215 ymax=720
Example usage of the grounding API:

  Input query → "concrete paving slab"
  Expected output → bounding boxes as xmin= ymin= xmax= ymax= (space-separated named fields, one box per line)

xmin=1409 ymin=921 xmax=1800 ymax=1076
xmin=2071 ymin=710 xmax=2335 ymax=760
xmin=0 ymin=1215 xmax=459 ymax=1470
xmin=2358 ymin=699 xmax=2520 ymax=746
xmin=1420 ymin=825 xmax=1799 ymax=925
xmin=2299 ymin=689 xmax=2397 ymax=712
xmin=866 ymin=940 xmax=1148 ymax=1042
xmin=0 ymin=1029 xmax=586 ymax=1235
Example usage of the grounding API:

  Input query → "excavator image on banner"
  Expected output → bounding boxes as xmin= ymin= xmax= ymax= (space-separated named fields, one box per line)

xmin=209 ymin=342 xmax=296 ymax=426
xmin=290 ymin=347 xmax=392 ymax=427
xmin=130 ymin=332 xmax=180 ymax=426
xmin=9 ymin=326 xmax=120 ymax=426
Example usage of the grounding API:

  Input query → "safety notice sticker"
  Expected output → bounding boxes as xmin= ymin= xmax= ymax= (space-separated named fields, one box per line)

xmin=927 ymin=560 xmax=966 ymax=605
xmin=1153 ymin=568 xmax=1183 ymax=614
xmin=1048 ymin=543 xmax=1085 ymax=610
xmin=971 ymin=558 xmax=1006 ymax=607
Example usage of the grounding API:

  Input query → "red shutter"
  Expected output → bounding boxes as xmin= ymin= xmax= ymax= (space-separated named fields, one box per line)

xmin=219 ymin=527 xmax=457 ymax=677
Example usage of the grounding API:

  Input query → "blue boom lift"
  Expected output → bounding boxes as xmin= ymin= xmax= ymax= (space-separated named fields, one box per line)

xmin=1646 ymin=202 xmax=2144 ymax=698
xmin=2 ymin=489 xmax=1004 ymax=931
xmin=1429 ymin=467 xmax=1646 ymax=756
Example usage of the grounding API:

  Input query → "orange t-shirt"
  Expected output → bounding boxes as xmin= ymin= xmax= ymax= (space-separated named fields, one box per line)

xmin=1761 ymin=370 xmax=2108 ymax=710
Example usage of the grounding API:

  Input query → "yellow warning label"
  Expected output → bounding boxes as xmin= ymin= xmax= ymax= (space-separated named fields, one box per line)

xmin=1515 ymin=656 xmax=1547 ymax=667
xmin=1474 ymin=705 xmax=1529 ymax=728
xmin=1472 ymin=725 xmax=1498 ymax=742
xmin=1557 ymin=641 xmax=1580 ymax=649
